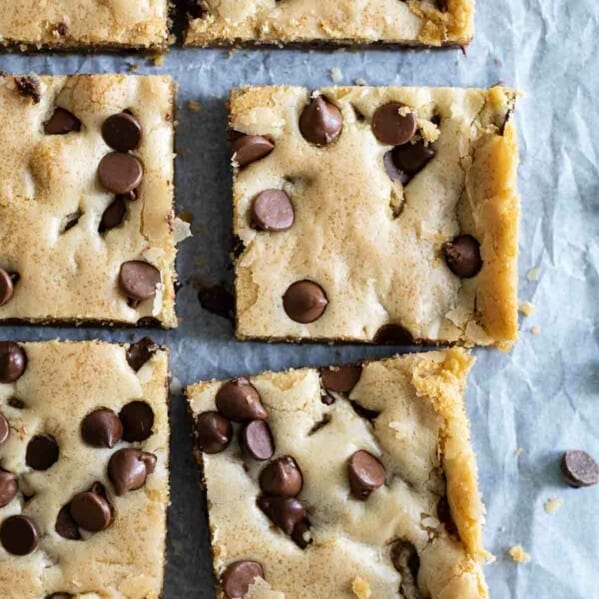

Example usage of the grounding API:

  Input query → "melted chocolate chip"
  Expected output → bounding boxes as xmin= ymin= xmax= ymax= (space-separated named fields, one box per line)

xmin=215 ymin=378 xmax=267 ymax=422
xmin=55 ymin=504 xmax=81 ymax=540
xmin=373 ymin=324 xmax=415 ymax=345
xmin=221 ymin=560 xmax=264 ymax=599
xmin=347 ymin=450 xmax=386 ymax=499
xmin=320 ymin=364 xmax=362 ymax=394
xmin=257 ymin=495 xmax=306 ymax=535
xmin=99 ymin=196 xmax=126 ymax=232
xmin=26 ymin=435 xmax=59 ymax=471
xmin=259 ymin=456 xmax=303 ymax=497
xmin=0 ymin=515 xmax=39 ymax=555
xmin=372 ymin=102 xmax=417 ymax=146
xmin=299 ymin=96 xmax=343 ymax=146
xmin=442 ymin=235 xmax=483 ymax=278
xmin=194 ymin=411 xmax=233 ymax=454
xmin=70 ymin=489 xmax=113 ymax=532
xmin=390 ymin=140 xmax=436 ymax=184
xmin=232 ymin=135 xmax=274 ymax=167
xmin=43 ymin=108 xmax=81 ymax=135
xmin=119 ymin=401 xmax=154 ymax=442
xmin=108 ymin=448 xmax=156 ymax=496
xmin=250 ymin=190 xmax=295 ymax=232
xmin=0 ymin=342 xmax=27 ymax=383
xmin=81 ymin=408 xmax=123 ymax=448
xmin=119 ymin=260 xmax=161 ymax=302
xmin=126 ymin=337 xmax=157 ymax=371
xmin=240 ymin=420 xmax=274 ymax=461
xmin=282 ymin=280 xmax=328 ymax=324
xmin=0 ymin=470 xmax=18 ymax=508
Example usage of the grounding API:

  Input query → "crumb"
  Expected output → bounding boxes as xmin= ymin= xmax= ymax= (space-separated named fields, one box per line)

xmin=127 ymin=62 xmax=139 ymax=72
xmin=187 ymin=100 xmax=201 ymax=113
xmin=508 ymin=545 xmax=530 ymax=564
xmin=151 ymin=53 xmax=165 ymax=67
xmin=518 ymin=301 xmax=535 ymax=316
xmin=330 ymin=67 xmax=343 ymax=83
xmin=544 ymin=497 xmax=564 ymax=514
xmin=351 ymin=576 xmax=372 ymax=599
xmin=530 ymin=325 xmax=541 ymax=335
xmin=514 ymin=447 xmax=523 ymax=458
xmin=527 ymin=267 xmax=541 ymax=281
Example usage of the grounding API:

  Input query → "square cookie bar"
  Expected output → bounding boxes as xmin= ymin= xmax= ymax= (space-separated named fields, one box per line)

xmin=0 ymin=74 xmax=184 ymax=328
xmin=187 ymin=348 xmax=490 ymax=599
xmin=230 ymin=85 xmax=519 ymax=349
xmin=0 ymin=1 xmax=170 ymax=50
xmin=0 ymin=339 xmax=169 ymax=598
xmin=186 ymin=0 xmax=474 ymax=47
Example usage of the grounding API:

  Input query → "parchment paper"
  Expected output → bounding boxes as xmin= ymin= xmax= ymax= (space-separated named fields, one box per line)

xmin=1 ymin=0 xmax=598 ymax=597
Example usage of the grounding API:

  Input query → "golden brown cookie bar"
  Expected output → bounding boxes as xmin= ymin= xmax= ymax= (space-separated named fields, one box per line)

xmin=230 ymin=85 xmax=520 ymax=349
xmin=186 ymin=348 xmax=490 ymax=599
xmin=0 ymin=339 xmax=169 ymax=599
xmin=0 ymin=1 xmax=170 ymax=50
xmin=185 ymin=0 xmax=474 ymax=47
xmin=0 ymin=74 xmax=186 ymax=328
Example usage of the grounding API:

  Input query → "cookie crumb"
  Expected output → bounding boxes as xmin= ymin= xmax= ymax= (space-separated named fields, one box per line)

xmin=527 ymin=267 xmax=541 ymax=281
xmin=351 ymin=576 xmax=372 ymax=598
xmin=518 ymin=301 xmax=535 ymax=316
xmin=330 ymin=67 xmax=343 ymax=83
xmin=530 ymin=325 xmax=541 ymax=335
xmin=508 ymin=545 xmax=530 ymax=564
xmin=543 ymin=497 xmax=563 ymax=514
xmin=127 ymin=62 xmax=139 ymax=72
xmin=187 ymin=100 xmax=201 ymax=113
xmin=151 ymin=53 xmax=165 ymax=66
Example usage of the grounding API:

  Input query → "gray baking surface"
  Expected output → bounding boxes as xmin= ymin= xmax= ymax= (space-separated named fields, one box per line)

xmin=1 ymin=0 xmax=598 ymax=597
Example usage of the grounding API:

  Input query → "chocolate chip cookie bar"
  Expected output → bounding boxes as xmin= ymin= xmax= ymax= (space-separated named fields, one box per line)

xmin=0 ymin=339 xmax=169 ymax=598
xmin=230 ymin=85 xmax=520 ymax=349
xmin=186 ymin=0 xmax=474 ymax=47
xmin=0 ymin=2 xmax=170 ymax=50
xmin=187 ymin=348 xmax=490 ymax=598
xmin=0 ymin=74 xmax=185 ymax=328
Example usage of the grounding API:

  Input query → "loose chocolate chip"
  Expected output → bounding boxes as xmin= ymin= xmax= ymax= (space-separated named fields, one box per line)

xmin=43 ymin=108 xmax=81 ymax=135
xmin=320 ymin=365 xmax=362 ymax=394
xmin=215 ymin=378 xmax=267 ymax=422
xmin=0 ymin=411 xmax=9 ymax=445
xmin=221 ymin=560 xmax=264 ymax=599
xmin=0 ymin=470 xmax=18 ymax=508
xmin=198 ymin=282 xmax=235 ymax=322
xmin=70 ymin=491 xmax=112 ymax=532
xmin=0 ymin=341 xmax=27 ymax=383
xmin=0 ymin=515 xmax=39 ymax=555
xmin=372 ymin=102 xmax=417 ymax=146
xmin=373 ymin=324 xmax=414 ymax=345
xmin=119 ymin=401 xmax=154 ymax=442
xmin=0 ymin=268 xmax=14 ymax=306
xmin=348 ymin=450 xmax=386 ymax=499
xmin=250 ymin=190 xmax=295 ymax=232
xmin=259 ymin=456 xmax=303 ymax=497
xmin=98 ymin=152 xmax=143 ymax=195
xmin=241 ymin=420 xmax=274 ymax=460
xmin=119 ymin=260 xmax=161 ymax=302
xmin=15 ymin=76 xmax=41 ymax=104
xmin=442 ymin=234 xmax=482 ymax=278
xmin=108 ymin=448 xmax=156 ymax=496
xmin=282 ymin=280 xmax=328 ymax=324
xmin=391 ymin=140 xmax=435 ymax=183
xmin=299 ymin=96 xmax=343 ymax=146
xmin=55 ymin=504 xmax=81 ymax=540
xmin=561 ymin=450 xmax=599 ymax=488
xmin=126 ymin=337 xmax=157 ymax=371
xmin=232 ymin=135 xmax=274 ymax=167
xmin=436 ymin=495 xmax=458 ymax=536
xmin=99 ymin=196 xmax=126 ymax=232
xmin=81 ymin=408 xmax=122 ymax=448
xmin=26 ymin=435 xmax=59 ymax=471
xmin=102 ymin=112 xmax=143 ymax=152
xmin=257 ymin=495 xmax=306 ymax=535
xmin=195 ymin=411 xmax=233 ymax=454
xmin=390 ymin=540 xmax=422 ymax=599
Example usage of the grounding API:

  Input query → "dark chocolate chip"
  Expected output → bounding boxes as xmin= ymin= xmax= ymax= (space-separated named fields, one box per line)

xmin=391 ymin=140 xmax=436 ymax=184
xmin=240 ymin=420 xmax=274 ymax=460
xmin=282 ymin=280 xmax=328 ymax=323
xmin=291 ymin=517 xmax=312 ymax=549
xmin=119 ymin=260 xmax=161 ymax=301
xmin=232 ymin=135 xmax=274 ymax=167
xmin=383 ymin=150 xmax=408 ymax=184
xmin=102 ymin=112 xmax=142 ymax=152
xmin=8 ymin=397 xmax=25 ymax=409
xmin=442 ymin=234 xmax=482 ymax=278
xmin=194 ymin=411 xmax=233 ymax=454
xmin=259 ymin=456 xmax=303 ymax=497
xmin=257 ymin=495 xmax=306 ymax=535
xmin=221 ymin=560 xmax=264 ymax=599
xmin=136 ymin=316 xmax=161 ymax=327
xmin=320 ymin=365 xmax=362 ymax=394
xmin=0 ymin=342 xmax=27 ymax=383
xmin=81 ymin=408 xmax=122 ymax=448
xmin=232 ymin=235 xmax=246 ymax=259
xmin=0 ymin=411 xmax=9 ymax=445
xmin=436 ymin=495 xmax=458 ymax=536
xmin=55 ymin=504 xmax=81 ymax=540
xmin=119 ymin=401 xmax=154 ymax=442
xmin=108 ymin=448 xmax=156 ymax=496
xmin=299 ymin=96 xmax=343 ymax=146
xmin=61 ymin=211 xmax=81 ymax=233
xmin=372 ymin=102 xmax=417 ymax=146
xmin=373 ymin=324 xmax=414 ymax=345
xmin=99 ymin=196 xmax=127 ymax=232
xmin=349 ymin=401 xmax=380 ymax=423
xmin=198 ymin=282 xmax=235 ymax=322
xmin=561 ymin=450 xmax=599 ymax=488
xmin=15 ymin=76 xmax=41 ymax=103
xmin=215 ymin=378 xmax=267 ymax=422
xmin=43 ymin=108 xmax=81 ymax=135
xmin=321 ymin=393 xmax=335 ymax=406
xmin=0 ymin=515 xmax=39 ymax=555
xmin=98 ymin=152 xmax=143 ymax=195
xmin=347 ymin=450 xmax=386 ymax=499
xmin=70 ymin=490 xmax=113 ymax=532
xmin=126 ymin=337 xmax=157 ymax=371
xmin=26 ymin=435 xmax=59 ymax=471
xmin=0 ymin=268 xmax=15 ymax=306
xmin=250 ymin=190 xmax=294 ymax=232
xmin=0 ymin=469 xmax=18 ymax=508
xmin=390 ymin=540 xmax=422 ymax=599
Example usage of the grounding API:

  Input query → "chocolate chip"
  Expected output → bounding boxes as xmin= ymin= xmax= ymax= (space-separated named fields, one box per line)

xmin=102 ymin=112 xmax=143 ymax=152
xmin=241 ymin=420 xmax=274 ymax=460
xmin=442 ymin=234 xmax=482 ymax=278
xmin=99 ymin=196 xmax=126 ymax=232
xmin=119 ymin=401 xmax=154 ymax=442
xmin=198 ymin=282 xmax=235 ymax=321
xmin=320 ymin=365 xmax=362 ymax=394
xmin=43 ymin=108 xmax=81 ymax=135
xmin=232 ymin=234 xmax=246 ymax=259
xmin=119 ymin=260 xmax=161 ymax=302
xmin=391 ymin=141 xmax=435 ymax=184
xmin=81 ymin=408 xmax=122 ymax=448
xmin=383 ymin=150 xmax=406 ymax=184
xmin=215 ymin=378 xmax=267 ymax=422
xmin=136 ymin=316 xmax=161 ymax=327
xmin=126 ymin=337 xmax=157 ymax=371
xmin=0 ymin=341 xmax=27 ymax=383
xmin=372 ymin=102 xmax=417 ymax=146
xmin=0 ymin=268 xmax=15 ymax=306
xmin=232 ymin=135 xmax=274 ymax=167
xmin=70 ymin=490 xmax=113 ymax=532
xmin=250 ymin=190 xmax=295 ymax=232
xmin=15 ymin=76 xmax=41 ymax=104
xmin=257 ymin=495 xmax=306 ymax=535
xmin=259 ymin=456 xmax=303 ymax=497
xmin=98 ymin=152 xmax=143 ymax=195
xmin=55 ymin=504 xmax=81 ymax=540
xmin=373 ymin=324 xmax=414 ymax=344
xmin=194 ymin=411 xmax=233 ymax=454
xmin=0 ymin=515 xmax=39 ymax=555
xmin=349 ymin=401 xmax=380 ymax=422
xmin=108 ymin=448 xmax=156 ymax=496
xmin=282 ymin=280 xmax=328 ymax=323
xmin=561 ymin=450 xmax=599 ymax=488
xmin=436 ymin=495 xmax=458 ymax=536
xmin=390 ymin=540 xmax=422 ymax=599
xmin=0 ymin=470 xmax=18 ymax=508
xmin=8 ymin=397 xmax=25 ymax=409
xmin=347 ymin=450 xmax=386 ymax=499
xmin=221 ymin=560 xmax=264 ymax=599
xmin=299 ymin=96 xmax=343 ymax=146
xmin=0 ymin=411 xmax=9 ymax=445
xmin=26 ymin=435 xmax=59 ymax=471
